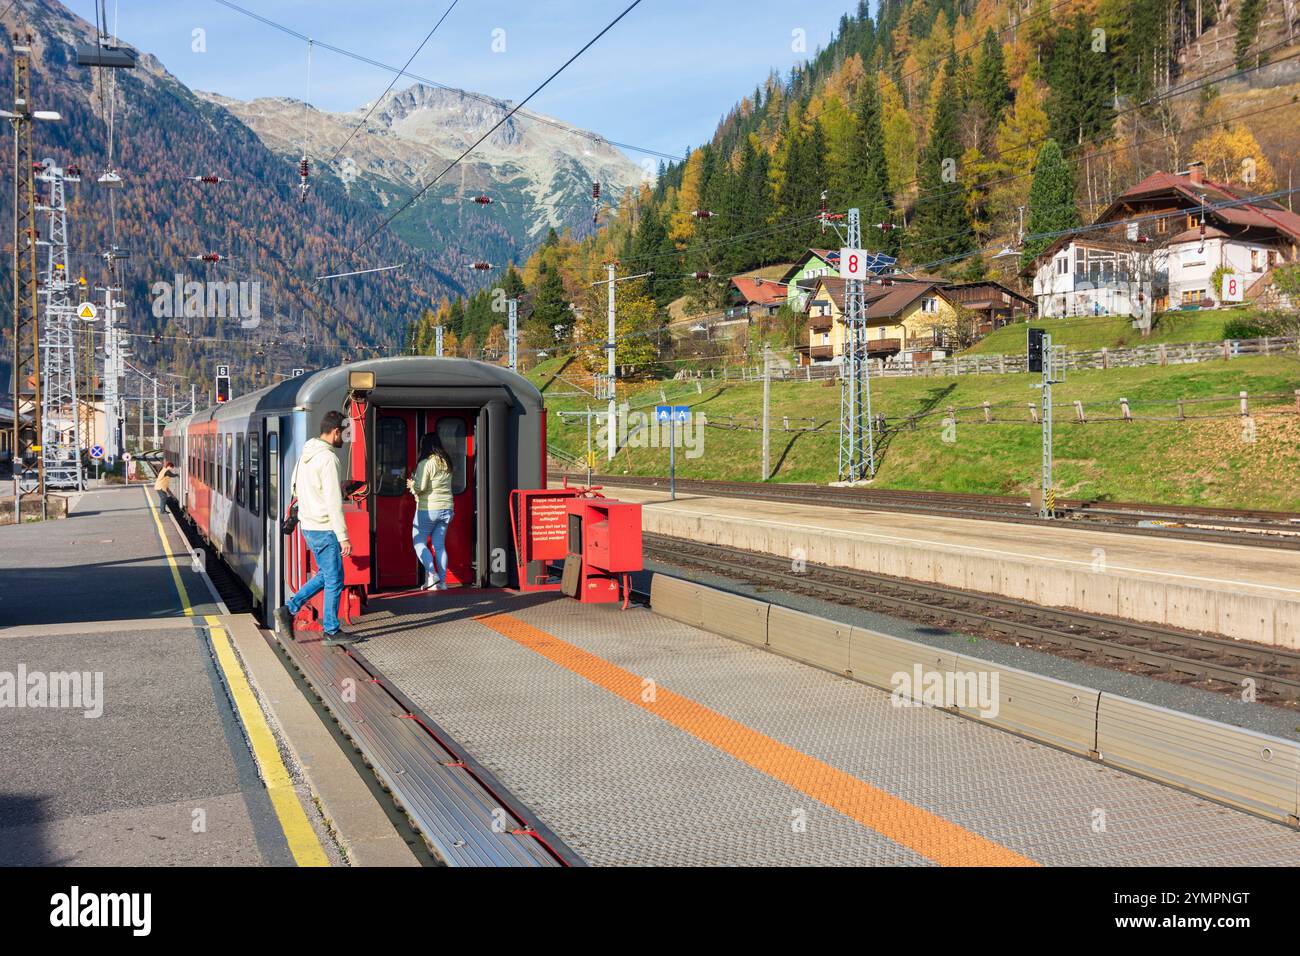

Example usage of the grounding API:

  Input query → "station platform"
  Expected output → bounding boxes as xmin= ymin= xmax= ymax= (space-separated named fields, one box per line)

xmin=322 ymin=586 xmax=1300 ymax=866
xmin=597 ymin=485 xmax=1300 ymax=649
xmin=0 ymin=486 xmax=405 ymax=867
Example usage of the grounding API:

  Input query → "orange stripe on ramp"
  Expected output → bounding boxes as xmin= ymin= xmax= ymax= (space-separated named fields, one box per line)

xmin=474 ymin=611 xmax=1037 ymax=867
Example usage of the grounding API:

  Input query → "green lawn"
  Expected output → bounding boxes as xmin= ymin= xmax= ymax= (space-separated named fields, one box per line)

xmin=961 ymin=309 xmax=1255 ymax=356
xmin=536 ymin=355 xmax=1300 ymax=511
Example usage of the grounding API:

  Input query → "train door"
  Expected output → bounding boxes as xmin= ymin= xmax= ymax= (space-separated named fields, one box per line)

xmin=427 ymin=412 xmax=475 ymax=585
xmin=263 ymin=423 xmax=280 ymax=615
xmin=372 ymin=410 xmax=418 ymax=589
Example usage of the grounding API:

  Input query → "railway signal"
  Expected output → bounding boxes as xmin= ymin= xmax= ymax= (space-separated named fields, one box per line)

xmin=215 ymin=370 xmax=231 ymax=404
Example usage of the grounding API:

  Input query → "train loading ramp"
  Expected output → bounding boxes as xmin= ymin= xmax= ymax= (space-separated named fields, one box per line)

xmin=280 ymin=585 xmax=1300 ymax=867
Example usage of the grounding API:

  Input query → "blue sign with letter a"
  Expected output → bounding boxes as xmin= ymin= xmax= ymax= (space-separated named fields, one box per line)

xmin=672 ymin=405 xmax=690 ymax=422
xmin=655 ymin=405 xmax=671 ymax=422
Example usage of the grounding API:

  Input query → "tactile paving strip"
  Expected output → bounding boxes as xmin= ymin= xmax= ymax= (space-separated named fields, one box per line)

xmin=353 ymin=590 xmax=1300 ymax=866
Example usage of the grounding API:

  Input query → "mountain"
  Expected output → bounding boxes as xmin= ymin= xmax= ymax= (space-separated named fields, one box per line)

xmin=203 ymin=83 xmax=645 ymax=269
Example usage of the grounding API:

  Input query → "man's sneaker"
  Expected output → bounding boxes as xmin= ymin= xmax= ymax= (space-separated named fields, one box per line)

xmin=322 ymin=631 xmax=358 ymax=646
xmin=274 ymin=606 xmax=296 ymax=641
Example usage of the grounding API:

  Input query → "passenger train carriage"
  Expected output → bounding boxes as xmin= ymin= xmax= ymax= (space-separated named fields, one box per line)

xmin=163 ymin=357 xmax=547 ymax=628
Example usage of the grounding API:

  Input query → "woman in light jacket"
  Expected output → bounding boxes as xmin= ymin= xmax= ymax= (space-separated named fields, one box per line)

xmin=407 ymin=433 xmax=454 ymax=591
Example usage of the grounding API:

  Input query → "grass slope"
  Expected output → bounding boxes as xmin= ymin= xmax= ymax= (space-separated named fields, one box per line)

xmin=961 ymin=309 xmax=1256 ymax=356
xmin=535 ymin=354 xmax=1300 ymax=511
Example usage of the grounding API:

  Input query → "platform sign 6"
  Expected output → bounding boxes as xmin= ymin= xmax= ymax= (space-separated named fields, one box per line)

xmin=216 ymin=364 xmax=230 ymax=377
xmin=1221 ymin=274 xmax=1245 ymax=303
xmin=839 ymin=247 xmax=867 ymax=281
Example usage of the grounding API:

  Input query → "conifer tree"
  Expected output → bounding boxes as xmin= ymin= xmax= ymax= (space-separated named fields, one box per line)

xmin=908 ymin=59 xmax=974 ymax=268
xmin=1021 ymin=139 xmax=1081 ymax=271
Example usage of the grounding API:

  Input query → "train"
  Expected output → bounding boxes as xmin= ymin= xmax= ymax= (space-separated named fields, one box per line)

xmin=162 ymin=357 xmax=547 ymax=627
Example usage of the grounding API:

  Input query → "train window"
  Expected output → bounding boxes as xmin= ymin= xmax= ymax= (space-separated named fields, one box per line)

xmin=248 ymin=433 xmax=259 ymax=515
xmin=225 ymin=433 xmax=233 ymax=499
xmin=435 ymin=417 xmax=468 ymax=495
xmin=375 ymin=417 xmax=407 ymax=496
xmin=235 ymin=434 xmax=245 ymax=506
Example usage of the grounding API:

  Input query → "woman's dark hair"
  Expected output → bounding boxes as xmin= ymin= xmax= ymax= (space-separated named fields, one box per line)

xmin=418 ymin=432 xmax=450 ymax=468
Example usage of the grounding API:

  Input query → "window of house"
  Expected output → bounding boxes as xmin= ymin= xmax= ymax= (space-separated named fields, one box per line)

xmin=1156 ymin=217 xmax=1168 ymax=234
xmin=1181 ymin=289 xmax=1206 ymax=304
xmin=821 ymin=331 xmax=829 ymax=345
xmin=1251 ymin=249 xmax=1261 ymax=271
xmin=1056 ymin=257 xmax=1069 ymax=275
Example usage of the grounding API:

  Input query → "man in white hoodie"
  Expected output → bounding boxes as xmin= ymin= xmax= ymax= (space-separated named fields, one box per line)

xmin=275 ymin=410 xmax=357 ymax=646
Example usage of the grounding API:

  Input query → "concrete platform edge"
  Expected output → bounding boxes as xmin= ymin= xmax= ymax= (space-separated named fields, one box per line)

xmin=650 ymin=571 xmax=1300 ymax=828
xmin=220 ymin=614 xmax=420 ymax=867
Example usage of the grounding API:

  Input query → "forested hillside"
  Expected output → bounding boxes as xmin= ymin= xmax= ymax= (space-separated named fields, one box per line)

xmin=413 ymin=0 xmax=1300 ymax=371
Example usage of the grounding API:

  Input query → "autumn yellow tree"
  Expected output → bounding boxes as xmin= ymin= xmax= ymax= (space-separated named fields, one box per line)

xmin=1189 ymin=125 xmax=1278 ymax=191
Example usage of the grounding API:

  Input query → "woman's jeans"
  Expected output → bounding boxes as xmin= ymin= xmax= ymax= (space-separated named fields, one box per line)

xmin=413 ymin=508 xmax=453 ymax=586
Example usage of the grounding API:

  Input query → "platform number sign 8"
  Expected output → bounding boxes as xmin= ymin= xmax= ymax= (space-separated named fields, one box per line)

xmin=839 ymin=248 xmax=867 ymax=281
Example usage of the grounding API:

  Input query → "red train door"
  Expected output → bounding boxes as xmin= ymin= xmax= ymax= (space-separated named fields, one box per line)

xmin=373 ymin=410 xmax=418 ymax=589
xmin=429 ymin=412 xmax=475 ymax=585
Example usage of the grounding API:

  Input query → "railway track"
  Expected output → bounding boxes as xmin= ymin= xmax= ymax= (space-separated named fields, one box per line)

xmin=555 ymin=471 xmax=1300 ymax=550
xmin=641 ymin=533 xmax=1300 ymax=708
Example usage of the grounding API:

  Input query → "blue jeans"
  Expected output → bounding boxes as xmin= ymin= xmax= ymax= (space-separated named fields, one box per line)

xmin=412 ymin=508 xmax=453 ymax=586
xmin=287 ymin=529 xmax=344 ymax=633
xmin=156 ymin=490 xmax=168 ymax=513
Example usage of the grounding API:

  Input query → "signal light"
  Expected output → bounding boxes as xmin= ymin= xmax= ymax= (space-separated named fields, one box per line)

xmin=215 ymin=374 xmax=231 ymax=404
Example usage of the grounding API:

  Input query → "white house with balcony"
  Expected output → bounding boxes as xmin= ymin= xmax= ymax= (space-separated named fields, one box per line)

xmin=1024 ymin=163 xmax=1300 ymax=323
xmin=1028 ymin=238 xmax=1159 ymax=322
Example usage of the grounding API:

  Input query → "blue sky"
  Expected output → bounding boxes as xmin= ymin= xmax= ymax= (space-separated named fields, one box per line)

xmin=64 ymin=0 xmax=858 ymax=162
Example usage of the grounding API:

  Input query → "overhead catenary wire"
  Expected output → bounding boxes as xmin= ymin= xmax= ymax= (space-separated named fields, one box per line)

xmin=323 ymin=0 xmax=461 ymax=171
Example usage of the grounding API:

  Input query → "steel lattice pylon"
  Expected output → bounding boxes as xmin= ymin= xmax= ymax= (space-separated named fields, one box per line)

xmin=37 ymin=160 xmax=83 ymax=489
xmin=837 ymin=208 xmax=875 ymax=482
xmin=10 ymin=37 xmax=43 ymax=499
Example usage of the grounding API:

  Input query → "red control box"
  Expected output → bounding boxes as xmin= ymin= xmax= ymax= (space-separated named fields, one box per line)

xmin=566 ymin=497 xmax=642 ymax=606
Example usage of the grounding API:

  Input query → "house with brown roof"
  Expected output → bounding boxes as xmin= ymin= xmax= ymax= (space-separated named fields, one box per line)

xmin=1025 ymin=162 xmax=1300 ymax=322
xmin=727 ymin=276 xmax=787 ymax=318
xmin=795 ymin=276 xmax=958 ymax=366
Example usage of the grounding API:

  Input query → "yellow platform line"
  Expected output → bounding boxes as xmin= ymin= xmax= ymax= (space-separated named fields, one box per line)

xmin=144 ymin=488 xmax=194 ymax=616
xmin=206 ymin=615 xmax=330 ymax=867
xmin=476 ymin=611 xmax=1038 ymax=868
